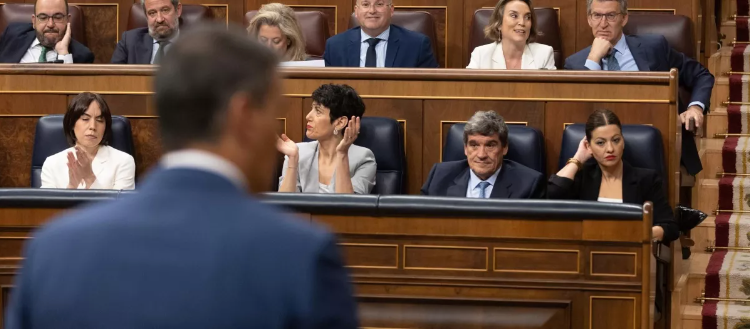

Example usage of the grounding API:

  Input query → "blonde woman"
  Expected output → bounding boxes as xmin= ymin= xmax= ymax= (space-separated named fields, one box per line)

xmin=247 ymin=3 xmax=307 ymax=61
xmin=467 ymin=0 xmax=555 ymax=69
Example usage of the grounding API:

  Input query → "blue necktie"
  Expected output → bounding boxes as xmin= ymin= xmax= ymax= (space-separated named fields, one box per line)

xmin=477 ymin=181 xmax=490 ymax=199
xmin=365 ymin=38 xmax=380 ymax=67
xmin=606 ymin=50 xmax=620 ymax=71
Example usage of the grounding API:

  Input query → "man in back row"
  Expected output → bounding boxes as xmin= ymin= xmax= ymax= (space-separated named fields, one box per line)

xmin=110 ymin=0 xmax=181 ymax=64
xmin=565 ymin=0 xmax=714 ymax=176
xmin=421 ymin=111 xmax=546 ymax=199
xmin=324 ymin=0 xmax=438 ymax=68
xmin=0 ymin=0 xmax=94 ymax=63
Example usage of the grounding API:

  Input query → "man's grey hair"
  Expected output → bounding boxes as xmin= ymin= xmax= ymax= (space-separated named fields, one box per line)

xmin=463 ymin=110 xmax=508 ymax=146
xmin=586 ymin=0 xmax=628 ymax=15
xmin=141 ymin=0 xmax=180 ymax=11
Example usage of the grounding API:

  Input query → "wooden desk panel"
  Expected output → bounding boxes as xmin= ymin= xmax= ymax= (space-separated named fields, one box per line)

xmin=0 ymin=66 xmax=679 ymax=202
xmin=0 ymin=201 xmax=654 ymax=329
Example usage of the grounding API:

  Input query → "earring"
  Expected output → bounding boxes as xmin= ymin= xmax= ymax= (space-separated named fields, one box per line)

xmin=333 ymin=128 xmax=338 ymax=135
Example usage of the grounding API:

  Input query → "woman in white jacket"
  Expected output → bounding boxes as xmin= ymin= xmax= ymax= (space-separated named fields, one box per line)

xmin=467 ymin=0 xmax=556 ymax=70
xmin=41 ymin=92 xmax=135 ymax=190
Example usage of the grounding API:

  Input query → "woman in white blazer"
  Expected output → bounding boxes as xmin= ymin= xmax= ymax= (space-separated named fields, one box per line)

xmin=41 ymin=92 xmax=135 ymax=190
xmin=467 ymin=0 xmax=556 ymax=70
xmin=277 ymin=84 xmax=376 ymax=194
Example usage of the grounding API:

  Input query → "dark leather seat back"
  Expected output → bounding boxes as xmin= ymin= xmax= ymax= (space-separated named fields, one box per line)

xmin=304 ymin=117 xmax=405 ymax=195
xmin=558 ymin=123 xmax=664 ymax=176
xmin=245 ymin=10 xmax=330 ymax=58
xmin=127 ymin=3 xmax=213 ymax=31
xmin=0 ymin=3 xmax=86 ymax=45
xmin=469 ymin=8 xmax=561 ymax=69
xmin=31 ymin=115 xmax=135 ymax=188
xmin=443 ymin=123 xmax=546 ymax=176
xmin=348 ymin=11 xmax=437 ymax=58
xmin=623 ymin=13 xmax=694 ymax=59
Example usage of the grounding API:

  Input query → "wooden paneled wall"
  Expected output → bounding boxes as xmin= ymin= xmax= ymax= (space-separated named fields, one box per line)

xmin=1 ymin=0 xmax=703 ymax=66
xmin=0 ymin=65 xmax=680 ymax=204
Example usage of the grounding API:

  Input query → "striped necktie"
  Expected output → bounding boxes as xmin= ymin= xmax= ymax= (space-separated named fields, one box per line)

xmin=606 ymin=50 xmax=620 ymax=71
xmin=478 ymin=181 xmax=490 ymax=199
xmin=38 ymin=46 xmax=50 ymax=63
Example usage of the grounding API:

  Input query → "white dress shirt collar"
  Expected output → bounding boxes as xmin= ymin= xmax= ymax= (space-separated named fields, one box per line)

xmin=360 ymin=26 xmax=390 ymax=42
xmin=161 ymin=149 xmax=247 ymax=190
xmin=466 ymin=165 xmax=502 ymax=198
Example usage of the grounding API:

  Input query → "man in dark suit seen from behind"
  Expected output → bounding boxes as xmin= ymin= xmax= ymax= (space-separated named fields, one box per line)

xmin=564 ymin=0 xmax=714 ymax=176
xmin=323 ymin=0 xmax=438 ymax=68
xmin=6 ymin=24 xmax=358 ymax=329
xmin=0 ymin=0 xmax=94 ymax=63
xmin=421 ymin=110 xmax=546 ymax=199
xmin=111 ymin=0 xmax=181 ymax=64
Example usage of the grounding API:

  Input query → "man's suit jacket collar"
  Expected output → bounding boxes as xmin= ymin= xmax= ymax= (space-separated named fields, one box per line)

xmin=623 ymin=34 xmax=650 ymax=71
xmin=140 ymin=166 xmax=244 ymax=197
xmin=138 ymin=30 xmax=155 ymax=64
xmin=445 ymin=159 xmax=515 ymax=198
xmin=347 ymin=24 xmax=401 ymax=67
xmin=578 ymin=160 xmax=640 ymax=202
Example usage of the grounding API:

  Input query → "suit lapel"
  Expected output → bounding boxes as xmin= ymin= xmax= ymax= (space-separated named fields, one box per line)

xmin=92 ymin=146 xmax=110 ymax=178
xmin=138 ymin=33 xmax=155 ymax=64
xmin=11 ymin=30 xmax=37 ymax=63
xmin=491 ymin=42 xmax=506 ymax=69
xmin=300 ymin=143 xmax=319 ymax=193
xmin=385 ymin=25 xmax=399 ymax=67
xmin=446 ymin=167 xmax=471 ymax=197
xmin=621 ymin=162 xmax=640 ymax=203
xmin=347 ymin=29 xmax=361 ymax=67
xmin=521 ymin=44 xmax=535 ymax=69
xmin=625 ymin=35 xmax=650 ymax=72
xmin=580 ymin=164 xmax=602 ymax=201
xmin=489 ymin=163 xmax=512 ymax=198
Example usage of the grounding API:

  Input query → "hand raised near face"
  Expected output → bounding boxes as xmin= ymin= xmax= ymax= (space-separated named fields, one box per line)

xmin=336 ymin=116 xmax=360 ymax=155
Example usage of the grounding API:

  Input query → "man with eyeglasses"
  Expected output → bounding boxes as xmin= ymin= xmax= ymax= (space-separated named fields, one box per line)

xmin=111 ymin=0 xmax=182 ymax=64
xmin=323 ymin=0 xmax=438 ymax=68
xmin=0 ymin=0 xmax=94 ymax=63
xmin=564 ymin=0 xmax=714 ymax=177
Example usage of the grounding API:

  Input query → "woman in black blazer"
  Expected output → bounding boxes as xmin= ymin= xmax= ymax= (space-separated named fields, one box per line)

xmin=548 ymin=109 xmax=679 ymax=243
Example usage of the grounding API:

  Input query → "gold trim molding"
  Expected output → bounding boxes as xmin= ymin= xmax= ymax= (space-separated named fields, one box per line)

xmin=492 ymin=247 xmax=580 ymax=274
xmin=403 ymin=245 xmax=488 ymax=272
xmin=589 ymin=251 xmax=638 ymax=277
xmin=339 ymin=243 xmax=399 ymax=269
xmin=589 ymin=296 xmax=637 ymax=329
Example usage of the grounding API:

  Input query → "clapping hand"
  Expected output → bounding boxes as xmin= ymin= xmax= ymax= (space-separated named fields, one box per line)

xmin=66 ymin=146 xmax=95 ymax=189
xmin=336 ymin=116 xmax=360 ymax=154
xmin=276 ymin=134 xmax=299 ymax=158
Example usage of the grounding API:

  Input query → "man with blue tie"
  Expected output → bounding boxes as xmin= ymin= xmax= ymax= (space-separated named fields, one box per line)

xmin=323 ymin=0 xmax=438 ymax=68
xmin=420 ymin=111 xmax=545 ymax=199
xmin=6 ymin=24 xmax=358 ymax=329
xmin=564 ymin=0 xmax=714 ymax=176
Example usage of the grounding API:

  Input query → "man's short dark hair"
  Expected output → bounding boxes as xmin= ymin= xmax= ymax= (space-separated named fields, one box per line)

xmin=35 ymin=0 xmax=69 ymax=15
xmin=63 ymin=92 xmax=112 ymax=147
xmin=154 ymin=23 xmax=279 ymax=151
xmin=463 ymin=110 xmax=508 ymax=147
xmin=311 ymin=84 xmax=366 ymax=123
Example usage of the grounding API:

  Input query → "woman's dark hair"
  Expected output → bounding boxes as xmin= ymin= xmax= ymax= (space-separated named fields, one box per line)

xmin=311 ymin=84 xmax=366 ymax=123
xmin=63 ymin=92 xmax=113 ymax=147
xmin=485 ymin=0 xmax=539 ymax=43
xmin=585 ymin=109 xmax=622 ymax=141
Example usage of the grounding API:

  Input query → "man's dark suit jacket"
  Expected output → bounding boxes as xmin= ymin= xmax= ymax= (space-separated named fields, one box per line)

xmin=5 ymin=168 xmax=359 ymax=329
xmin=548 ymin=160 xmax=679 ymax=243
xmin=564 ymin=34 xmax=714 ymax=175
xmin=110 ymin=27 xmax=155 ymax=64
xmin=421 ymin=159 xmax=546 ymax=199
xmin=0 ymin=23 xmax=94 ymax=63
xmin=324 ymin=24 xmax=438 ymax=68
